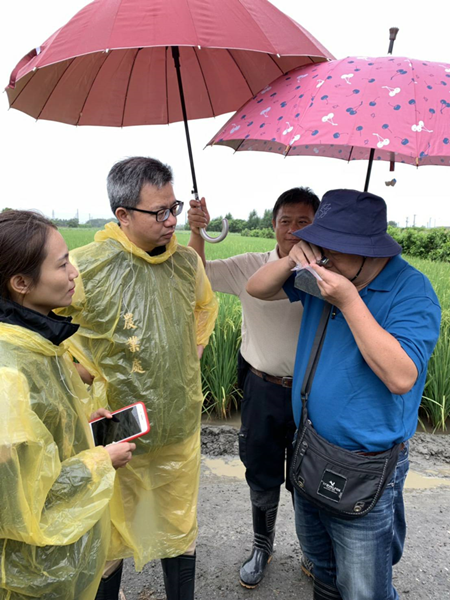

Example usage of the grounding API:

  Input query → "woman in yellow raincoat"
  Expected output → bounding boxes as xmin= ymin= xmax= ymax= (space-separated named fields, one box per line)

xmin=58 ymin=157 xmax=218 ymax=600
xmin=0 ymin=210 xmax=135 ymax=600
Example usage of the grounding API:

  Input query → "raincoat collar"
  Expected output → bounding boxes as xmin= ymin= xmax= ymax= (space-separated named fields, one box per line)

xmin=0 ymin=296 xmax=78 ymax=347
xmin=95 ymin=222 xmax=178 ymax=264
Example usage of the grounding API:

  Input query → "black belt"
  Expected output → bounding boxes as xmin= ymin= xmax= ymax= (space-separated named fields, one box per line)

xmin=249 ymin=366 xmax=293 ymax=388
xmin=358 ymin=442 xmax=405 ymax=457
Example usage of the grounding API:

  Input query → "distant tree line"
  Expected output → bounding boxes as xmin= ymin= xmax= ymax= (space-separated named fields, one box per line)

xmin=1 ymin=209 xmax=116 ymax=229
xmin=388 ymin=226 xmax=450 ymax=262
xmin=51 ymin=217 xmax=117 ymax=228
xmin=184 ymin=208 xmax=276 ymax=238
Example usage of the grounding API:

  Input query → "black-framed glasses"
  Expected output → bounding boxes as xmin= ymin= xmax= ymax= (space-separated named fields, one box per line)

xmin=120 ymin=201 xmax=184 ymax=222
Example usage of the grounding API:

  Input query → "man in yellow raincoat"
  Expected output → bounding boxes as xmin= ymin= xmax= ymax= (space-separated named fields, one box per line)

xmin=59 ymin=157 xmax=218 ymax=600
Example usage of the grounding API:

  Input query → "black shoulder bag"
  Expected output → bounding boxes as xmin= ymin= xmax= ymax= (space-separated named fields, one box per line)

xmin=289 ymin=302 xmax=403 ymax=519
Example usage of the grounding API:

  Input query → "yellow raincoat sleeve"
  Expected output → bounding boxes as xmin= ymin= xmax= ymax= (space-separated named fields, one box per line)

xmin=0 ymin=367 xmax=115 ymax=547
xmin=194 ymin=254 xmax=218 ymax=347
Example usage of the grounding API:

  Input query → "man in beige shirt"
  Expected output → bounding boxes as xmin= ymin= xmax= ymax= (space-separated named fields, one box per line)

xmin=188 ymin=188 xmax=319 ymax=589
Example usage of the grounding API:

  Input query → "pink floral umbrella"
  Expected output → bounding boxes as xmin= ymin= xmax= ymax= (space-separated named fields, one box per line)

xmin=209 ymin=56 xmax=450 ymax=189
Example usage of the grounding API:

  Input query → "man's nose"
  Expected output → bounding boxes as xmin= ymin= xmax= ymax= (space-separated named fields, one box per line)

xmin=165 ymin=211 xmax=177 ymax=227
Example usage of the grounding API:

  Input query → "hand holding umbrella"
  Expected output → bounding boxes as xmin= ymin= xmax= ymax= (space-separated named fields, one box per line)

xmin=188 ymin=198 xmax=211 ymax=235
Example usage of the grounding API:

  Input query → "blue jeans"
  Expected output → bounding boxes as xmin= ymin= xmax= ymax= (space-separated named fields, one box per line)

xmin=294 ymin=443 xmax=409 ymax=600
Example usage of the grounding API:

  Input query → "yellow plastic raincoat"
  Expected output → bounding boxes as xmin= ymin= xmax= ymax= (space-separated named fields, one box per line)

xmin=59 ymin=224 xmax=218 ymax=569
xmin=0 ymin=323 xmax=115 ymax=600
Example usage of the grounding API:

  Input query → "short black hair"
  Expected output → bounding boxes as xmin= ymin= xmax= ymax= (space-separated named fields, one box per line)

xmin=272 ymin=187 xmax=320 ymax=221
xmin=107 ymin=157 xmax=173 ymax=215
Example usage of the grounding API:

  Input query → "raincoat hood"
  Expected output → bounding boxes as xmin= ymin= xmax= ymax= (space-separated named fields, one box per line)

xmin=0 ymin=296 xmax=78 ymax=346
xmin=95 ymin=222 xmax=178 ymax=264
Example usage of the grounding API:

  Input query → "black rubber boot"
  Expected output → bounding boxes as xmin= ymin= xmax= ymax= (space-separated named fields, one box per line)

xmin=313 ymin=578 xmax=342 ymax=599
xmin=160 ymin=553 xmax=196 ymax=600
xmin=95 ymin=561 xmax=123 ymax=600
xmin=239 ymin=503 xmax=278 ymax=588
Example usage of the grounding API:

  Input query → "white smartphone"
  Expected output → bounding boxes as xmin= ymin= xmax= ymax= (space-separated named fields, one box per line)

xmin=89 ymin=401 xmax=150 ymax=446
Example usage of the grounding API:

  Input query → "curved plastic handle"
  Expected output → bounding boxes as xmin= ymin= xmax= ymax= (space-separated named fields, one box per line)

xmin=199 ymin=219 xmax=229 ymax=243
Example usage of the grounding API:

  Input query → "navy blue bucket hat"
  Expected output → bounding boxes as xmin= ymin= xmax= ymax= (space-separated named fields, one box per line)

xmin=293 ymin=189 xmax=402 ymax=257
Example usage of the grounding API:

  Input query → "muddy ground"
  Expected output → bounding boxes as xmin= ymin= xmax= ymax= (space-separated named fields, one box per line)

xmin=122 ymin=427 xmax=450 ymax=599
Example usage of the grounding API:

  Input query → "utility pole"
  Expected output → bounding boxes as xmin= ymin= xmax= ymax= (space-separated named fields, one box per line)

xmin=405 ymin=217 xmax=409 ymax=228
xmin=413 ymin=214 xmax=416 ymax=227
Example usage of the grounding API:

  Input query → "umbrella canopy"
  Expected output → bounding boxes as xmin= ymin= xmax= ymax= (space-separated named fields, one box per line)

xmin=209 ymin=56 xmax=450 ymax=168
xmin=6 ymin=0 xmax=332 ymax=126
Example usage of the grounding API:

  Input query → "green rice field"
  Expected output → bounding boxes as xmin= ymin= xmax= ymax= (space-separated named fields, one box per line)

xmin=60 ymin=227 xmax=450 ymax=429
xmin=60 ymin=228 xmax=275 ymax=255
xmin=60 ymin=228 xmax=450 ymax=309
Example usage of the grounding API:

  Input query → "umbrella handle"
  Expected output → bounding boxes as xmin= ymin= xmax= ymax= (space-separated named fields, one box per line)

xmin=200 ymin=219 xmax=229 ymax=243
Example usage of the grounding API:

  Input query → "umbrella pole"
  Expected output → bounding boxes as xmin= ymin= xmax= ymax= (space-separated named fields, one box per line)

xmin=171 ymin=46 xmax=199 ymax=199
xmin=364 ymin=148 xmax=375 ymax=191
xmin=363 ymin=28 xmax=399 ymax=193
xmin=171 ymin=46 xmax=228 ymax=243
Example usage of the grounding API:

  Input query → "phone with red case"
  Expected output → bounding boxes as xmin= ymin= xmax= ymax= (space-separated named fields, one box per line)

xmin=89 ymin=401 xmax=150 ymax=446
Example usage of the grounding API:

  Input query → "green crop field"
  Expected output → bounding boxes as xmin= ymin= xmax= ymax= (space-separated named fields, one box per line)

xmin=60 ymin=227 xmax=450 ymax=429
xmin=59 ymin=228 xmax=101 ymax=251
xmin=60 ymin=228 xmax=275 ymax=255
xmin=60 ymin=228 xmax=450 ymax=303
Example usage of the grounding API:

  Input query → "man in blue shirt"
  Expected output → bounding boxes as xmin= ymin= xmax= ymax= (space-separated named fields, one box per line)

xmin=246 ymin=189 xmax=441 ymax=600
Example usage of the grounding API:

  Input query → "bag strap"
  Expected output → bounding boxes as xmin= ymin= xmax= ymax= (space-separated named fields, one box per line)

xmin=301 ymin=302 xmax=332 ymax=421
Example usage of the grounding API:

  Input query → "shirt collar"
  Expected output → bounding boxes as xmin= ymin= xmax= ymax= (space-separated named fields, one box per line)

xmin=360 ymin=255 xmax=406 ymax=296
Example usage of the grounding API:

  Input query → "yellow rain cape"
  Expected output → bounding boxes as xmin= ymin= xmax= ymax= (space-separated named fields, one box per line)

xmin=0 ymin=324 xmax=115 ymax=600
xmin=59 ymin=224 xmax=218 ymax=569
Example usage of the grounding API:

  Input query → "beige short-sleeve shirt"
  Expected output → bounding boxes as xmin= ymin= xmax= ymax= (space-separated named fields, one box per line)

xmin=205 ymin=249 xmax=302 ymax=377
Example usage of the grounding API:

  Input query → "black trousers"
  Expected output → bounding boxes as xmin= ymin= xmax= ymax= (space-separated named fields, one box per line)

xmin=238 ymin=355 xmax=296 ymax=494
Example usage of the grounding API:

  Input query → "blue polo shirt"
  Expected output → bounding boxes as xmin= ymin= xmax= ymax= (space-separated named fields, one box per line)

xmin=283 ymin=256 xmax=441 ymax=452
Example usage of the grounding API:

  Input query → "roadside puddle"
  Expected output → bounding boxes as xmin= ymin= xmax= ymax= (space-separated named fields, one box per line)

xmin=405 ymin=470 xmax=450 ymax=489
xmin=203 ymin=458 xmax=450 ymax=490
xmin=203 ymin=457 xmax=245 ymax=479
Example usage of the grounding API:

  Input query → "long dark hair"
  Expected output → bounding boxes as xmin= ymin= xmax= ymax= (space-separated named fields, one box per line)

xmin=0 ymin=210 xmax=56 ymax=300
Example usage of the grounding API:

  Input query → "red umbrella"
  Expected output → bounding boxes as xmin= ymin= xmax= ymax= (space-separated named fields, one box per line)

xmin=6 ymin=0 xmax=333 ymax=240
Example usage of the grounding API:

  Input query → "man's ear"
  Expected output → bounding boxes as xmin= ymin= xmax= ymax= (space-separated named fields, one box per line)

xmin=115 ymin=207 xmax=130 ymax=226
xmin=272 ymin=218 xmax=276 ymax=231
xmin=9 ymin=274 xmax=33 ymax=296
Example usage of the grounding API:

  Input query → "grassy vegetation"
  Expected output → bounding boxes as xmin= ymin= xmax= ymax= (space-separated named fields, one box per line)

xmin=407 ymin=257 xmax=450 ymax=311
xmin=60 ymin=228 xmax=449 ymax=429
xmin=201 ymin=294 xmax=243 ymax=418
xmin=59 ymin=227 xmax=100 ymax=250
xmin=175 ymin=231 xmax=275 ymax=257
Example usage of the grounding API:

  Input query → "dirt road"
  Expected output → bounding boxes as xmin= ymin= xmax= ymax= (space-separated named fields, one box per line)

xmin=121 ymin=429 xmax=450 ymax=600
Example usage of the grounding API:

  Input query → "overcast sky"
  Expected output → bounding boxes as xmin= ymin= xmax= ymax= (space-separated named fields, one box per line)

xmin=1 ymin=0 xmax=449 ymax=227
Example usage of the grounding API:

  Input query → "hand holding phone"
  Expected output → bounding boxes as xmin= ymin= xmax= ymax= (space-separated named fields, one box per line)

xmin=89 ymin=401 xmax=150 ymax=446
xmin=106 ymin=442 xmax=136 ymax=469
